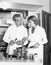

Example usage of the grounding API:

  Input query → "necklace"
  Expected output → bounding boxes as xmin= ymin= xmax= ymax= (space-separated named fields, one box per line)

xmin=31 ymin=27 xmax=35 ymax=33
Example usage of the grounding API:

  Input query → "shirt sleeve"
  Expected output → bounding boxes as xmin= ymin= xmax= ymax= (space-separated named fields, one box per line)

xmin=3 ymin=27 xmax=11 ymax=43
xmin=41 ymin=28 xmax=48 ymax=45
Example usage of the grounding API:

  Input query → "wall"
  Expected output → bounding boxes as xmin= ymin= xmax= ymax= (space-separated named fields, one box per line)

xmin=2 ymin=0 xmax=49 ymax=12
xmin=49 ymin=0 xmax=51 ymax=13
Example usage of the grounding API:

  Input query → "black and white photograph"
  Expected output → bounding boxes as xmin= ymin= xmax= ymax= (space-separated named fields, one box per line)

xmin=0 ymin=0 xmax=50 ymax=65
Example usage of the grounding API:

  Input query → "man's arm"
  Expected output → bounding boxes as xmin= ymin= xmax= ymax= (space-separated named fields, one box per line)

xmin=3 ymin=27 xmax=11 ymax=43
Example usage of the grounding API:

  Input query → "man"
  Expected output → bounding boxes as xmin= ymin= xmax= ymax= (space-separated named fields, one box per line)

xmin=3 ymin=14 xmax=28 ymax=58
xmin=27 ymin=15 xmax=48 ymax=62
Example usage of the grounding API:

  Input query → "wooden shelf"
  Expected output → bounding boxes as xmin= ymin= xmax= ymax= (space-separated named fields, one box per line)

xmin=0 ymin=24 xmax=9 ymax=28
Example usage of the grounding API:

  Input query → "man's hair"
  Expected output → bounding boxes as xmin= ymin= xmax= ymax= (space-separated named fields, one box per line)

xmin=13 ymin=14 xmax=21 ymax=21
xmin=27 ymin=15 xmax=38 ymax=25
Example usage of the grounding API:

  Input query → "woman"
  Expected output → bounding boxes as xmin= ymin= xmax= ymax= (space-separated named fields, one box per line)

xmin=27 ymin=15 xmax=48 ymax=62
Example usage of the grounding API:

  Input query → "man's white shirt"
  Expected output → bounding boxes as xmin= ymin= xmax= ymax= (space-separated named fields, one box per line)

xmin=3 ymin=24 xmax=28 ymax=55
xmin=3 ymin=25 xmax=28 ymax=44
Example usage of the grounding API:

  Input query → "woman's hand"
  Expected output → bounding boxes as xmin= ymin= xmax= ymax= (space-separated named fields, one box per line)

xmin=22 ymin=37 xmax=28 ymax=42
xmin=34 ymin=43 xmax=40 ymax=48
xmin=21 ymin=37 xmax=28 ymax=45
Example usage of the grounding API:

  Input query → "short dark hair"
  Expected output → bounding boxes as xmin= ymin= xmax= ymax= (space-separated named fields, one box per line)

xmin=13 ymin=14 xmax=21 ymax=21
xmin=27 ymin=15 xmax=38 ymax=25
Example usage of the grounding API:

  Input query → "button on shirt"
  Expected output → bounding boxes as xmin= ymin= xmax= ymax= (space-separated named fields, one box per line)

xmin=28 ymin=25 xmax=48 ymax=47
xmin=3 ymin=25 xmax=28 ymax=44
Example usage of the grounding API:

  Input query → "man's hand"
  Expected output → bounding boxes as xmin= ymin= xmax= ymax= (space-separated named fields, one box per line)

xmin=15 ymin=37 xmax=28 ymax=46
xmin=16 ymin=41 xmax=21 ymax=45
xmin=9 ymin=40 xmax=14 ymax=46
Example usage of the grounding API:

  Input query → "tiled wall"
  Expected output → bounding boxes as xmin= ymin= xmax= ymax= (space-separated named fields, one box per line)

xmin=0 ymin=12 xmax=11 ymax=40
